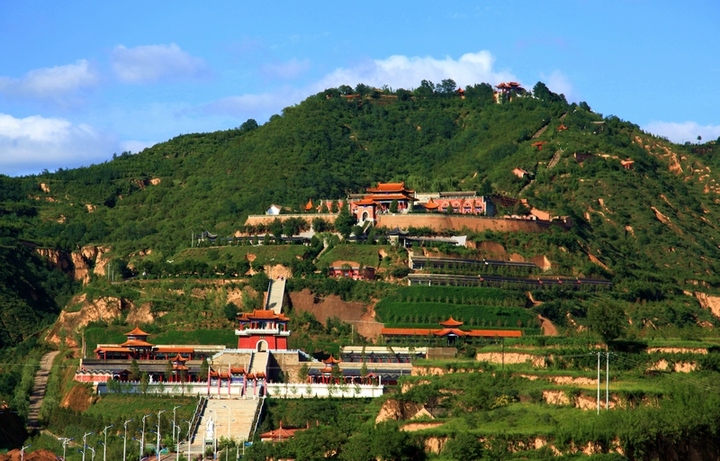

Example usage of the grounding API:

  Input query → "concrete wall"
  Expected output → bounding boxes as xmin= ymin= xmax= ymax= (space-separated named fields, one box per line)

xmin=266 ymin=383 xmax=384 ymax=399
xmin=245 ymin=213 xmax=337 ymax=226
xmin=376 ymin=214 xmax=559 ymax=233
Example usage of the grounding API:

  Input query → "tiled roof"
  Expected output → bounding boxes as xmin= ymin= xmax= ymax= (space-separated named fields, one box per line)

xmin=238 ymin=310 xmax=290 ymax=321
xmin=125 ymin=326 xmax=150 ymax=337
xmin=366 ymin=182 xmax=409 ymax=193
xmin=95 ymin=346 xmax=132 ymax=353
xmin=433 ymin=328 xmax=468 ymax=337
xmin=466 ymin=329 xmax=523 ymax=338
xmin=154 ymin=347 xmax=195 ymax=353
xmin=439 ymin=317 xmax=463 ymax=327
xmin=120 ymin=339 xmax=154 ymax=347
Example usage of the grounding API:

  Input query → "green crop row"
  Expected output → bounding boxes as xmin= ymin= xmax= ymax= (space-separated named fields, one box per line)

xmin=376 ymin=301 xmax=538 ymax=329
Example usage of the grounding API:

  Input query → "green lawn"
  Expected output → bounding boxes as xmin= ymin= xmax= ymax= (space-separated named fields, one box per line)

xmin=316 ymin=245 xmax=394 ymax=268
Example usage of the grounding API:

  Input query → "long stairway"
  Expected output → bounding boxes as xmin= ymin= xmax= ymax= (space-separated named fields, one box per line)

xmin=190 ymin=398 xmax=260 ymax=451
xmin=249 ymin=350 xmax=269 ymax=375
xmin=265 ymin=278 xmax=286 ymax=314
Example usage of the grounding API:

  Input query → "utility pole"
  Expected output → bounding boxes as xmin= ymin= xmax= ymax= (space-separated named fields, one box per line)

xmin=606 ymin=351 xmax=610 ymax=410
xmin=596 ymin=352 xmax=601 ymax=415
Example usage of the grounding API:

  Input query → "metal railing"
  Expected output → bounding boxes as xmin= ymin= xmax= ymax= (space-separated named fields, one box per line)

xmin=188 ymin=396 xmax=207 ymax=444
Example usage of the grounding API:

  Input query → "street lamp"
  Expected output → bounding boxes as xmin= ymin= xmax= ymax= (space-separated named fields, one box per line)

xmin=140 ymin=414 xmax=150 ymax=460
xmin=184 ymin=420 xmax=193 ymax=461
xmin=172 ymin=405 xmax=181 ymax=453
xmin=58 ymin=437 xmax=73 ymax=461
xmin=222 ymin=405 xmax=232 ymax=461
xmin=209 ymin=409 xmax=217 ymax=460
xmin=21 ymin=444 xmax=30 ymax=461
xmin=103 ymin=424 xmax=114 ymax=461
xmin=157 ymin=409 xmax=167 ymax=457
xmin=87 ymin=446 xmax=96 ymax=461
xmin=82 ymin=432 xmax=93 ymax=461
xmin=173 ymin=422 xmax=181 ymax=461
xmin=123 ymin=419 xmax=133 ymax=461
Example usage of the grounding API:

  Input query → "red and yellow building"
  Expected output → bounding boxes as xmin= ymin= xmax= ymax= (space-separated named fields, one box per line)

xmin=236 ymin=310 xmax=291 ymax=350
xmin=349 ymin=182 xmax=417 ymax=223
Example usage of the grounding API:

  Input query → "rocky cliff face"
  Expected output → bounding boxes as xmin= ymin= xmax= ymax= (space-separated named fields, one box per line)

xmin=45 ymin=293 xmax=149 ymax=348
xmin=36 ymin=245 xmax=111 ymax=285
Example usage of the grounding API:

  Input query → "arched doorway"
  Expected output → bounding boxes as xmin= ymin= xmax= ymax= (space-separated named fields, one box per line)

xmin=361 ymin=211 xmax=369 ymax=222
xmin=257 ymin=340 xmax=268 ymax=352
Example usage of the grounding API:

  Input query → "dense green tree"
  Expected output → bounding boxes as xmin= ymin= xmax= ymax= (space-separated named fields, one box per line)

xmin=587 ymin=301 xmax=626 ymax=344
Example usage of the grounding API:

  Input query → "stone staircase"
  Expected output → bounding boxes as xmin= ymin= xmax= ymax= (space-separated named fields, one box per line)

xmin=249 ymin=350 xmax=269 ymax=375
xmin=190 ymin=398 xmax=260 ymax=451
xmin=265 ymin=278 xmax=286 ymax=314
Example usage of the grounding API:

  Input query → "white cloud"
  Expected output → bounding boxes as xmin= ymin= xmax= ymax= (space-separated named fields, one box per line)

xmin=643 ymin=121 xmax=720 ymax=144
xmin=543 ymin=70 xmax=577 ymax=101
xmin=0 ymin=113 xmax=115 ymax=176
xmin=197 ymin=51 xmax=518 ymax=121
xmin=111 ymin=43 xmax=206 ymax=84
xmin=312 ymin=51 xmax=517 ymax=91
xmin=119 ymin=139 xmax=156 ymax=154
xmin=0 ymin=60 xmax=98 ymax=102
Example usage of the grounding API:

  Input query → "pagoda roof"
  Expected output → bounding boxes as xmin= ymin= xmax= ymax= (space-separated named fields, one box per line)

xmin=238 ymin=309 xmax=290 ymax=322
xmin=172 ymin=364 xmax=189 ymax=371
xmin=354 ymin=198 xmax=377 ymax=206
xmin=304 ymin=199 xmax=314 ymax=211
xmin=125 ymin=326 xmax=150 ymax=337
xmin=260 ymin=425 xmax=305 ymax=441
xmin=424 ymin=199 xmax=439 ymax=210
xmin=171 ymin=354 xmax=188 ymax=362
xmin=366 ymin=182 xmax=414 ymax=193
xmin=439 ymin=317 xmax=464 ymax=328
xmin=231 ymin=366 xmax=246 ymax=374
xmin=323 ymin=356 xmax=341 ymax=364
xmin=120 ymin=339 xmax=154 ymax=348
xmin=363 ymin=194 xmax=416 ymax=202
xmin=433 ymin=328 xmax=468 ymax=337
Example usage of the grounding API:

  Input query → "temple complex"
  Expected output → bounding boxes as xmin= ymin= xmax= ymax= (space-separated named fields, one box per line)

xmin=349 ymin=182 xmax=417 ymax=223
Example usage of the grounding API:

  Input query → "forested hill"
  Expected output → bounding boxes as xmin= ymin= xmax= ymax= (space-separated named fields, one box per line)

xmin=3 ymin=80 xmax=720 ymax=345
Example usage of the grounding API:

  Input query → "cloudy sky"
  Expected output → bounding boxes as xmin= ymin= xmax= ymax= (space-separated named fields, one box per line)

xmin=1 ymin=1 xmax=719 ymax=176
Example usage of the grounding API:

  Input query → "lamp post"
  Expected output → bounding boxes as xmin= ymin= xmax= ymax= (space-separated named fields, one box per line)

xmin=157 ymin=409 xmax=167 ymax=458
xmin=174 ymin=422 xmax=181 ymax=461
xmin=103 ymin=424 xmax=114 ymax=461
xmin=172 ymin=405 xmax=181 ymax=455
xmin=59 ymin=437 xmax=73 ymax=461
xmin=87 ymin=446 xmax=96 ymax=461
xmin=82 ymin=432 xmax=93 ymax=461
xmin=140 ymin=414 xmax=150 ymax=460
xmin=209 ymin=409 xmax=217 ymax=460
xmin=123 ymin=419 xmax=132 ymax=461
xmin=184 ymin=420 xmax=192 ymax=461
xmin=21 ymin=444 xmax=30 ymax=461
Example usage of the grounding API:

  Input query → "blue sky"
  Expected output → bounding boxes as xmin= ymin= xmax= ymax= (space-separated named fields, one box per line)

xmin=1 ymin=1 xmax=719 ymax=176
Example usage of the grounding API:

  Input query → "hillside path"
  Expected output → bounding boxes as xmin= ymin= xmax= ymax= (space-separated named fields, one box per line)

xmin=27 ymin=350 xmax=59 ymax=431
xmin=538 ymin=315 xmax=558 ymax=336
